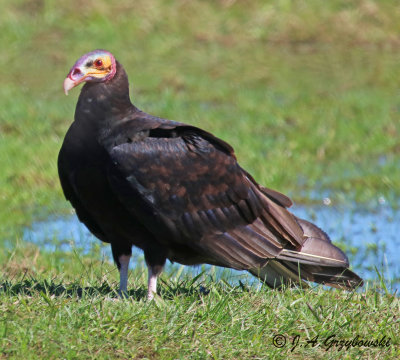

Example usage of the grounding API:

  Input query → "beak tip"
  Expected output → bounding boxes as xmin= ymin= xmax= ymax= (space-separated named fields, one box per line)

xmin=63 ymin=77 xmax=75 ymax=96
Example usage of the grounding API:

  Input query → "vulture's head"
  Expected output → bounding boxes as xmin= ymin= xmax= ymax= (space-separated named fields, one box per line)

xmin=63 ymin=50 xmax=117 ymax=95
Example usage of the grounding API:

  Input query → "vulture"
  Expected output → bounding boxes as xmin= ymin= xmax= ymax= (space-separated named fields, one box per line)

xmin=59 ymin=49 xmax=363 ymax=299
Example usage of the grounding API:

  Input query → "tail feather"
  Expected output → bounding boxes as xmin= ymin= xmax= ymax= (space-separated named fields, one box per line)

xmin=248 ymin=216 xmax=363 ymax=290
xmin=250 ymin=259 xmax=363 ymax=290
xmin=249 ymin=260 xmax=309 ymax=288
xmin=200 ymin=188 xmax=363 ymax=290
xmin=281 ymin=259 xmax=363 ymax=290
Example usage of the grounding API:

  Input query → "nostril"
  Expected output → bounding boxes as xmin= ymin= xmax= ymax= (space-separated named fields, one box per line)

xmin=72 ymin=68 xmax=81 ymax=76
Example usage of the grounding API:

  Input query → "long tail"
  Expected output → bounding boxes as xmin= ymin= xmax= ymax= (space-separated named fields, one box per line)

xmin=197 ymin=182 xmax=363 ymax=290
xmin=249 ymin=217 xmax=363 ymax=290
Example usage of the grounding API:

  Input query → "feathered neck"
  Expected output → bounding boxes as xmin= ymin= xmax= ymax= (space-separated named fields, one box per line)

xmin=74 ymin=61 xmax=138 ymax=130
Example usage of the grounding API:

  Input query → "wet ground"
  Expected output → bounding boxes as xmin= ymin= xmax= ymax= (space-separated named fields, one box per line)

xmin=23 ymin=199 xmax=400 ymax=292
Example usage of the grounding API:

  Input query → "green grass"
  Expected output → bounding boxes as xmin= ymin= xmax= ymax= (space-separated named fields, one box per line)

xmin=1 ymin=0 xmax=400 ymax=358
xmin=1 ymin=244 xmax=399 ymax=359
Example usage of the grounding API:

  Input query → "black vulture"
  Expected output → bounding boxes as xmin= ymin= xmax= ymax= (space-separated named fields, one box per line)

xmin=59 ymin=49 xmax=363 ymax=299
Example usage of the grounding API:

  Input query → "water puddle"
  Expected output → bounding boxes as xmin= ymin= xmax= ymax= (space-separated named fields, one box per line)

xmin=23 ymin=201 xmax=400 ymax=291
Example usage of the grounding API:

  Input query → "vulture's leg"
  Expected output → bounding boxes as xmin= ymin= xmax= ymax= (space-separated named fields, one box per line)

xmin=144 ymin=247 xmax=167 ymax=300
xmin=146 ymin=264 xmax=163 ymax=300
xmin=112 ymin=243 xmax=132 ymax=297
xmin=118 ymin=254 xmax=131 ymax=296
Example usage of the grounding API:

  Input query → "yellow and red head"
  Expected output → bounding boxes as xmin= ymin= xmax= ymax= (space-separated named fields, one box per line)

xmin=63 ymin=50 xmax=116 ymax=95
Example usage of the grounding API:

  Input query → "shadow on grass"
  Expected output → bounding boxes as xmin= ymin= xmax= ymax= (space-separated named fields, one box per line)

xmin=0 ymin=278 xmax=212 ymax=300
xmin=0 ymin=279 xmax=143 ymax=299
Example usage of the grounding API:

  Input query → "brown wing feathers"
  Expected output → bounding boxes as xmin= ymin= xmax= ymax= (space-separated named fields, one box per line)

xmin=109 ymin=126 xmax=362 ymax=289
xmin=60 ymin=52 xmax=362 ymax=299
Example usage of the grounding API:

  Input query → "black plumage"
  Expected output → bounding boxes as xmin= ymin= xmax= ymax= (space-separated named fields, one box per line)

xmin=59 ymin=50 xmax=363 ymax=299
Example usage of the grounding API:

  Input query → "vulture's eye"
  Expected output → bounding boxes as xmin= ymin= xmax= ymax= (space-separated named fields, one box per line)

xmin=95 ymin=59 xmax=103 ymax=67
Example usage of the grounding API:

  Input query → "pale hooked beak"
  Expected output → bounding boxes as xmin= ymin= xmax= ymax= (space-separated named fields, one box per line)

xmin=63 ymin=67 xmax=86 ymax=95
xmin=63 ymin=77 xmax=76 ymax=95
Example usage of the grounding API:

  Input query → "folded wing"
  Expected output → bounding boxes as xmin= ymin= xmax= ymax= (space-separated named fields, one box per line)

xmin=106 ymin=124 xmax=362 ymax=289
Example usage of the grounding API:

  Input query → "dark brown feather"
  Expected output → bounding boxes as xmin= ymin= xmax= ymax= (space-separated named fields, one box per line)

xmin=58 ymin=58 xmax=363 ymax=293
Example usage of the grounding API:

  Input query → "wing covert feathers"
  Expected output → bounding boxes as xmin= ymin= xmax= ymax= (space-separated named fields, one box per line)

xmin=107 ymin=124 xmax=362 ymax=290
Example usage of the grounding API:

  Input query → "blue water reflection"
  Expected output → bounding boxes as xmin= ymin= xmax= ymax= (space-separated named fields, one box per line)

xmin=23 ymin=201 xmax=400 ymax=291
